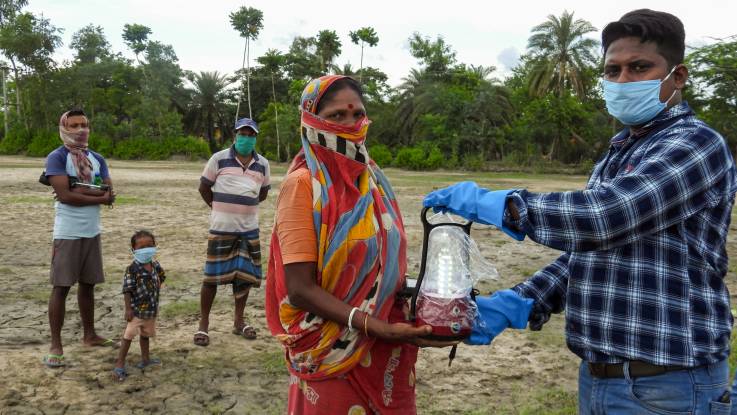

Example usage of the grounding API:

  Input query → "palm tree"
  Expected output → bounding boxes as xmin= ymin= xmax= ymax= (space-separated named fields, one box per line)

xmin=526 ymin=10 xmax=598 ymax=99
xmin=187 ymin=71 xmax=230 ymax=152
xmin=315 ymin=30 xmax=342 ymax=74
xmin=257 ymin=49 xmax=285 ymax=160
xmin=229 ymin=6 xmax=263 ymax=121
xmin=396 ymin=68 xmax=438 ymax=143
xmin=349 ymin=27 xmax=378 ymax=83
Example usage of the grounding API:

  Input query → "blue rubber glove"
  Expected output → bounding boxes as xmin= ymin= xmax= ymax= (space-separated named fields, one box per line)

xmin=423 ymin=181 xmax=525 ymax=240
xmin=466 ymin=289 xmax=534 ymax=345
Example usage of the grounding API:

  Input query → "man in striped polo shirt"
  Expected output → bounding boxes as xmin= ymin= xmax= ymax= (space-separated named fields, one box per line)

xmin=194 ymin=117 xmax=270 ymax=346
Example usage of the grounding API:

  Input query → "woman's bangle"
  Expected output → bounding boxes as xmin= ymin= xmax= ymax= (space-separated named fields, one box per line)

xmin=347 ymin=307 xmax=359 ymax=333
xmin=363 ymin=312 xmax=370 ymax=337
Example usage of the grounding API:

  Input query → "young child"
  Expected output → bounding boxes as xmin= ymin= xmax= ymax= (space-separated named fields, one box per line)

xmin=112 ymin=230 xmax=166 ymax=381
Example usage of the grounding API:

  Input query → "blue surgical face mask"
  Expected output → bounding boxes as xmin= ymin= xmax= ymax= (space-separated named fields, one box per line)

xmin=601 ymin=66 xmax=679 ymax=126
xmin=133 ymin=247 xmax=157 ymax=264
xmin=234 ymin=134 xmax=257 ymax=155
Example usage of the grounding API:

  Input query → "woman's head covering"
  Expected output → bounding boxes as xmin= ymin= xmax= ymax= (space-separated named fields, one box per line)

xmin=299 ymin=75 xmax=345 ymax=114
xmin=59 ymin=111 xmax=93 ymax=183
xmin=265 ymin=76 xmax=408 ymax=381
xmin=299 ymin=75 xmax=370 ymax=146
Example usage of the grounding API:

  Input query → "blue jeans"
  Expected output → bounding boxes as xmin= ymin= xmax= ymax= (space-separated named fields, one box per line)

xmin=730 ymin=371 xmax=737 ymax=415
xmin=578 ymin=359 xmax=731 ymax=414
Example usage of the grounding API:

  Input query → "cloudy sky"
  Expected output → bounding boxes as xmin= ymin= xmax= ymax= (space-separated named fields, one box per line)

xmin=29 ymin=0 xmax=737 ymax=86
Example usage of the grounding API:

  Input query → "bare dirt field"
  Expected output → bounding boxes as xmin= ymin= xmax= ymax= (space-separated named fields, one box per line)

xmin=2 ymin=155 xmax=736 ymax=414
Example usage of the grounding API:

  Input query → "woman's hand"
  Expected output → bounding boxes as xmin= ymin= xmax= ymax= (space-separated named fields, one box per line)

xmin=369 ymin=320 xmax=460 ymax=348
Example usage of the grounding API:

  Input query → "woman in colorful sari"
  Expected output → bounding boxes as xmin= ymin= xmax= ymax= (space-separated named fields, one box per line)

xmin=266 ymin=75 xmax=455 ymax=414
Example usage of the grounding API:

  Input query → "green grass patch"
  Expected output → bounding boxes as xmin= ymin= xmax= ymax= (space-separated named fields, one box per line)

xmin=525 ymin=314 xmax=568 ymax=349
xmin=509 ymin=388 xmax=577 ymax=415
xmin=113 ymin=195 xmax=147 ymax=205
xmin=19 ymin=289 xmax=50 ymax=303
xmin=158 ymin=271 xmax=198 ymax=290
xmin=253 ymin=350 xmax=288 ymax=377
xmin=160 ymin=299 xmax=200 ymax=318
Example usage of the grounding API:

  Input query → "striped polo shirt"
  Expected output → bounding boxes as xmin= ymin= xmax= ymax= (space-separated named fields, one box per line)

xmin=200 ymin=147 xmax=270 ymax=234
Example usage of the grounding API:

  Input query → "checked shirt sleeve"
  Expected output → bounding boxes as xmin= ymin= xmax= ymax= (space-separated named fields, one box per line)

xmin=509 ymin=129 xmax=736 ymax=252
xmin=512 ymin=252 xmax=569 ymax=319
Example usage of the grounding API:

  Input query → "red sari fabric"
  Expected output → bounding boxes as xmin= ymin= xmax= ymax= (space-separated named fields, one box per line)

xmin=287 ymin=302 xmax=418 ymax=415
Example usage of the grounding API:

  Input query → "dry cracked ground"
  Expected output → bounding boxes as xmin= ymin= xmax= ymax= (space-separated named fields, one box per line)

xmin=2 ymin=155 xmax=737 ymax=415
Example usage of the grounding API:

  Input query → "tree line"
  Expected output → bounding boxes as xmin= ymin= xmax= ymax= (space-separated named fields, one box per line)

xmin=0 ymin=1 xmax=734 ymax=170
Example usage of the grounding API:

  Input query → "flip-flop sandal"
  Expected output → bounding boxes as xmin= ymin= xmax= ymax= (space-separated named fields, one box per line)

xmin=233 ymin=324 xmax=257 ymax=340
xmin=111 ymin=367 xmax=128 ymax=382
xmin=193 ymin=331 xmax=210 ymax=347
xmin=135 ymin=358 xmax=161 ymax=370
xmin=43 ymin=354 xmax=65 ymax=368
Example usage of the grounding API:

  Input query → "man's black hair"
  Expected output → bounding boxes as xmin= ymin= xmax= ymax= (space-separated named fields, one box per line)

xmin=315 ymin=77 xmax=364 ymax=114
xmin=131 ymin=229 xmax=156 ymax=248
xmin=66 ymin=108 xmax=87 ymax=118
xmin=601 ymin=9 xmax=685 ymax=67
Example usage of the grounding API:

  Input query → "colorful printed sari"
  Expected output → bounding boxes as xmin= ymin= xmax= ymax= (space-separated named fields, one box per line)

xmin=266 ymin=76 xmax=417 ymax=413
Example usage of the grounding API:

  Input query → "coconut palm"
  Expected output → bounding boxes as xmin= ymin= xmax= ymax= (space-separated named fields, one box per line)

xmin=526 ymin=10 xmax=598 ymax=99
xmin=229 ymin=6 xmax=263 ymax=121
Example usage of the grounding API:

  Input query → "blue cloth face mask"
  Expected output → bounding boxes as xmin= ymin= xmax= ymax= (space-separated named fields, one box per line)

xmin=133 ymin=247 xmax=157 ymax=264
xmin=601 ymin=66 xmax=678 ymax=126
xmin=234 ymin=134 xmax=257 ymax=155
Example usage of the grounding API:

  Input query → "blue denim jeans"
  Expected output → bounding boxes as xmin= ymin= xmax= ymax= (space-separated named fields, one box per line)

xmin=578 ymin=359 xmax=731 ymax=414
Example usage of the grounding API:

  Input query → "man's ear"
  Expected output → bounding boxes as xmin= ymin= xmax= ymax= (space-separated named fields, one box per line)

xmin=673 ymin=64 xmax=689 ymax=89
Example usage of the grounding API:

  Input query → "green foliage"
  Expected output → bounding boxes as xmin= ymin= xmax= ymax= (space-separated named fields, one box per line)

xmin=687 ymin=35 xmax=737 ymax=153
xmin=408 ymin=33 xmax=457 ymax=75
xmin=229 ymin=7 xmax=264 ymax=40
xmin=349 ymin=27 xmax=379 ymax=48
xmin=526 ymin=10 xmax=599 ymax=99
xmin=394 ymin=143 xmax=444 ymax=170
xmin=0 ymin=123 xmax=31 ymax=154
xmin=113 ymin=136 xmax=209 ymax=160
xmin=3 ymin=5 xmax=732 ymax=173
xmin=122 ymin=23 xmax=151 ymax=56
xmin=70 ymin=24 xmax=111 ymax=64
xmin=88 ymin=135 xmax=114 ymax=157
xmin=368 ymin=143 xmax=393 ymax=166
xmin=26 ymin=129 xmax=58 ymax=156
xmin=315 ymin=30 xmax=342 ymax=73
xmin=0 ymin=11 xmax=61 ymax=71
xmin=463 ymin=153 xmax=486 ymax=171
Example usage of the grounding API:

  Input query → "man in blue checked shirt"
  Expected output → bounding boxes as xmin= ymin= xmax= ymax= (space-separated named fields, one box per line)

xmin=424 ymin=9 xmax=737 ymax=414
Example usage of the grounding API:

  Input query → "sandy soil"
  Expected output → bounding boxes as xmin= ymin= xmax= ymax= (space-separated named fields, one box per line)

xmin=2 ymin=155 xmax=732 ymax=414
